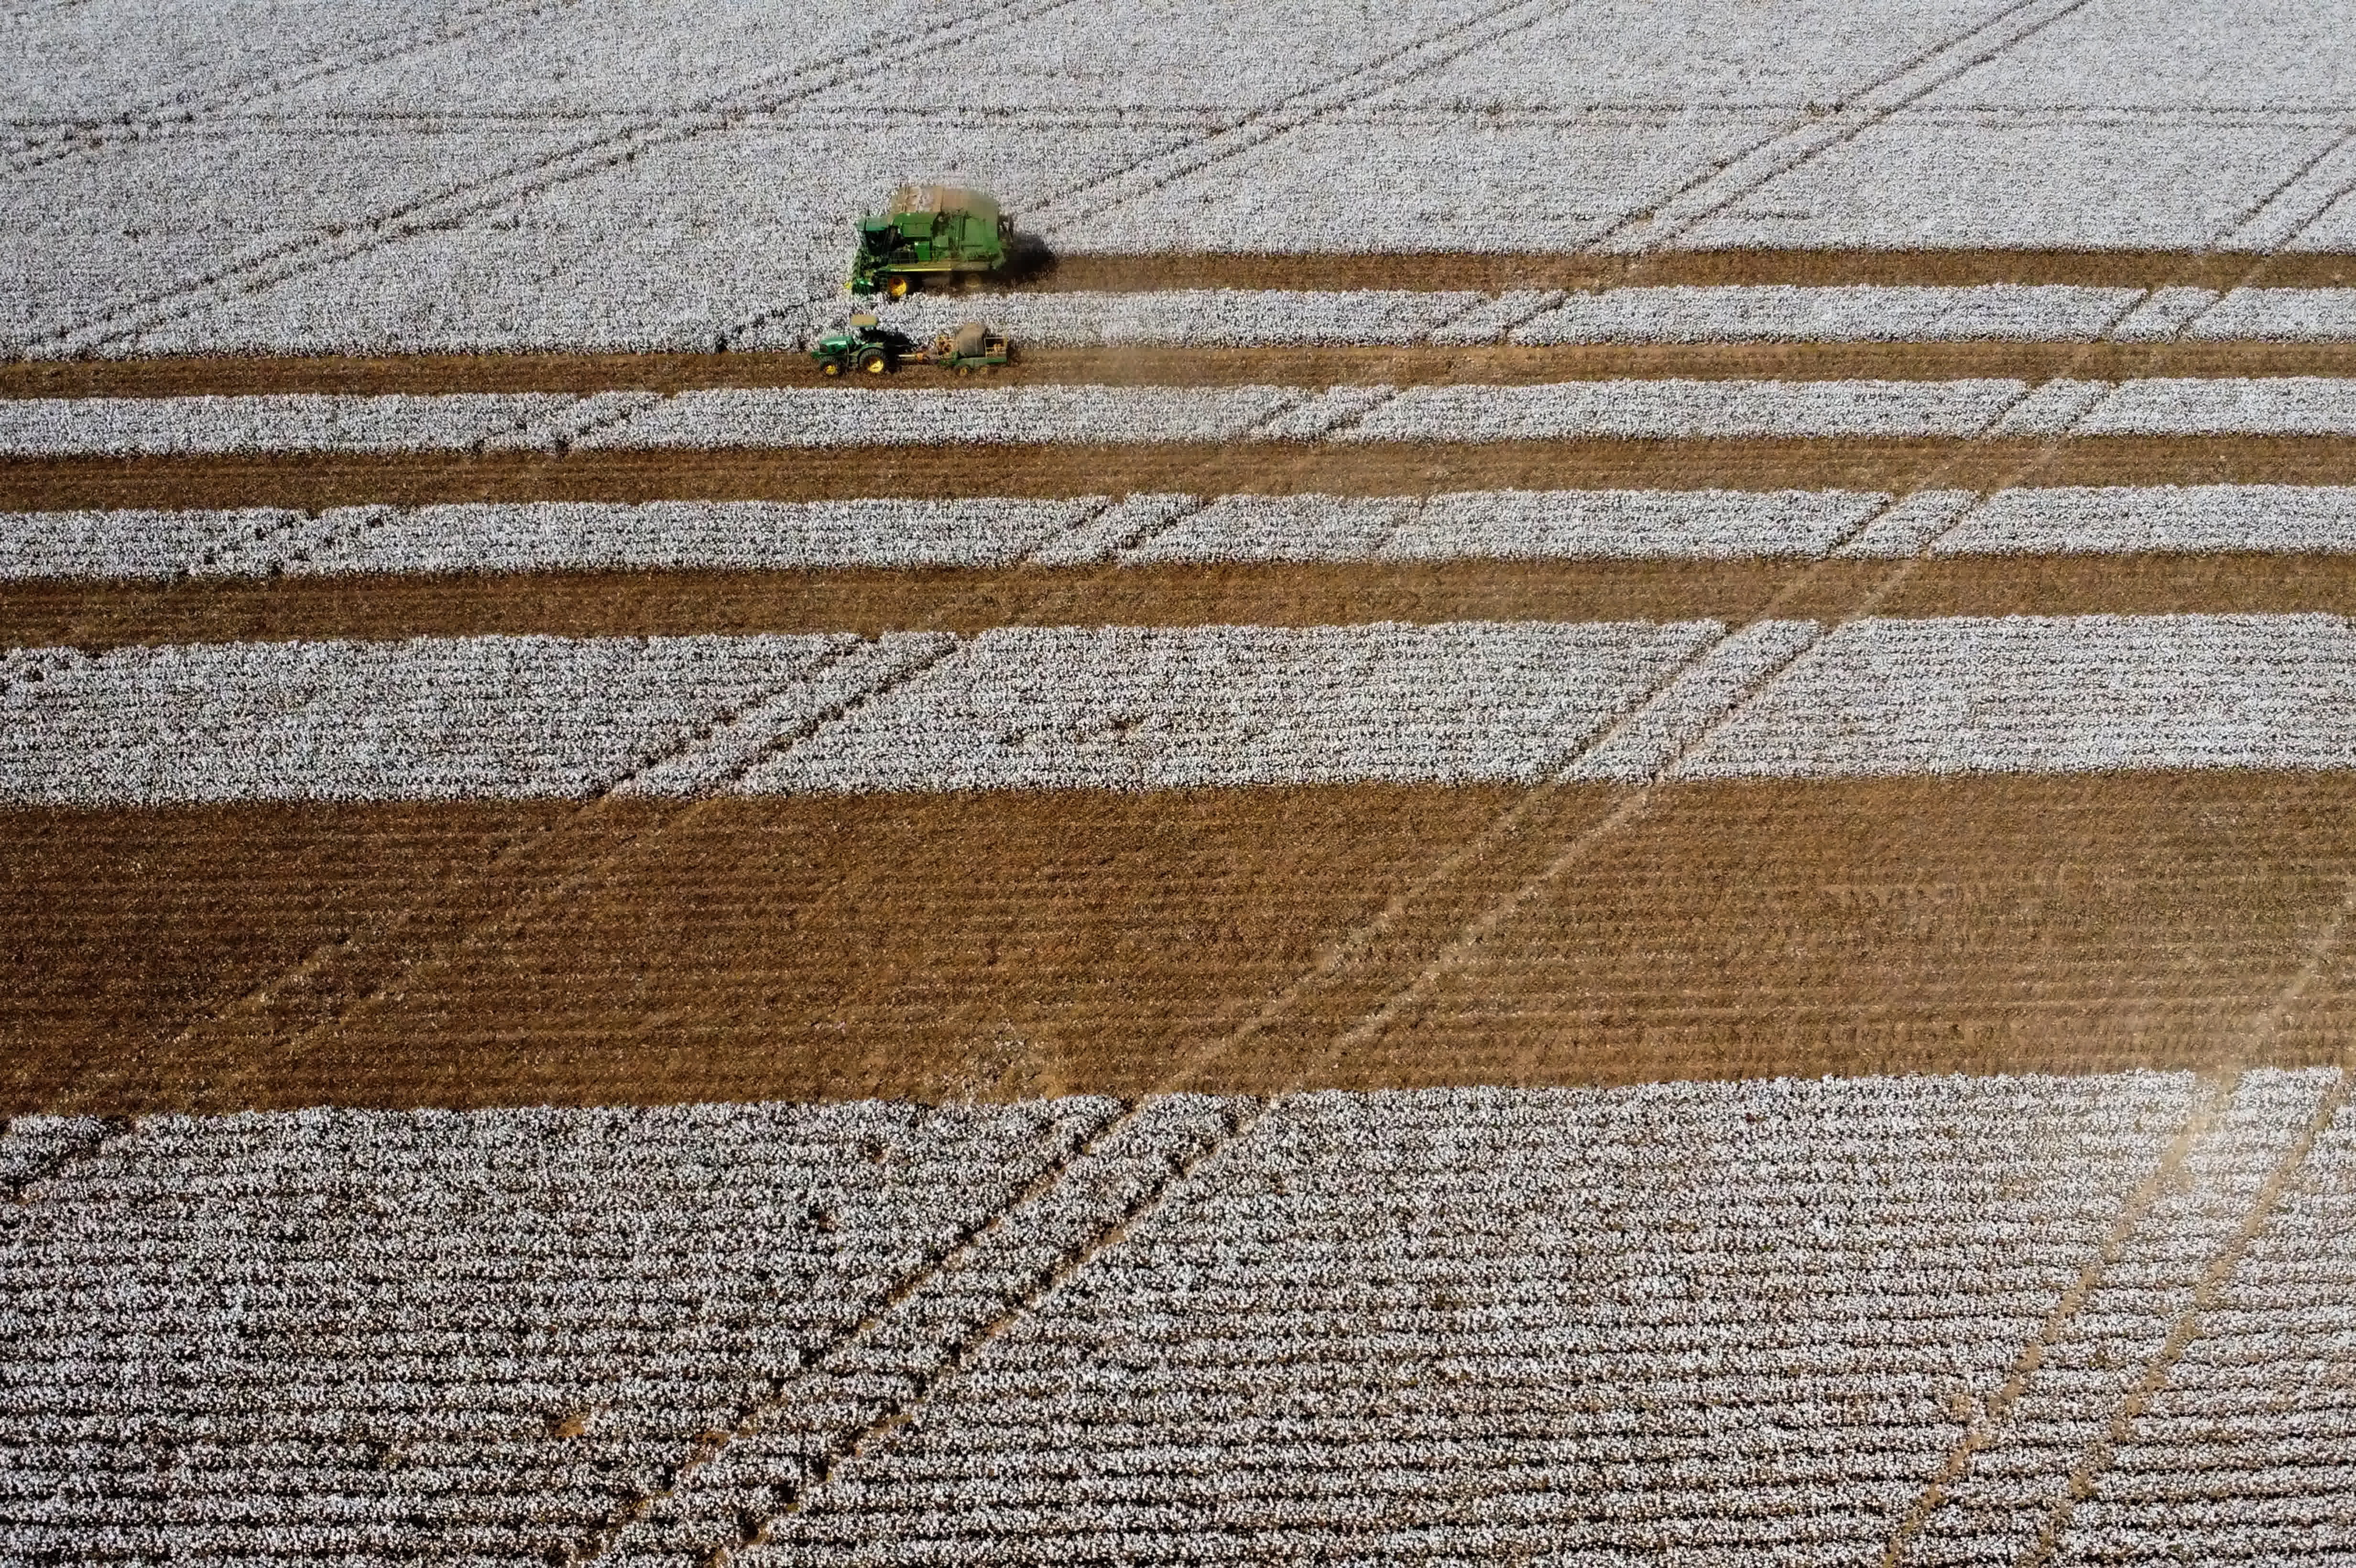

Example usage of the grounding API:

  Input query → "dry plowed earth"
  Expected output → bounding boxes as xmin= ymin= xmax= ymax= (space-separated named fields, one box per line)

xmin=5 ymin=342 xmax=2348 ymax=398
xmin=6 ymin=436 xmax=2352 ymax=515
xmin=12 ymin=264 xmax=2356 ymax=1112
xmin=6 ymin=773 xmax=2354 ymax=1115
xmin=21 ymin=555 xmax=2356 ymax=650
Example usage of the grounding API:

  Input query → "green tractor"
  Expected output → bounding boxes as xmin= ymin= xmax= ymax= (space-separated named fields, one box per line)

xmin=849 ymin=185 xmax=1012 ymax=298
xmin=807 ymin=314 xmax=918 ymax=376
xmin=807 ymin=315 xmax=1015 ymax=377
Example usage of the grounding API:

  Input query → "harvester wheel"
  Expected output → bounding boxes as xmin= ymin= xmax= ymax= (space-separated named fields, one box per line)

xmin=859 ymin=348 xmax=888 ymax=374
xmin=954 ymin=361 xmax=974 ymax=376
xmin=885 ymin=274 xmax=912 ymax=300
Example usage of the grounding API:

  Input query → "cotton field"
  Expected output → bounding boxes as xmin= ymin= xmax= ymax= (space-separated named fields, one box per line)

xmin=7 ymin=1074 xmax=2348 ymax=1565
xmin=12 ymin=0 xmax=2356 ymax=1559
xmin=11 ymin=615 xmax=2356 ymax=804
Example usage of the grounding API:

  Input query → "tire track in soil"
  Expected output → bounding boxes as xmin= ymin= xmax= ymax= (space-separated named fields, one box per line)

xmin=33 ymin=642 xmax=956 ymax=1119
xmin=5 ymin=0 xmax=593 ymax=176
xmin=27 ymin=0 xmax=1106 ymax=357
xmin=2019 ymin=1069 xmax=2355 ymax=1568
xmin=10 ymin=339 xmax=2355 ymax=399
xmin=1877 ymin=1073 xmax=2235 ymax=1568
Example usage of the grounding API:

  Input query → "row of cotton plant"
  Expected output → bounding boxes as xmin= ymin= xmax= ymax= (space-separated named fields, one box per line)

xmin=0 ymin=1098 xmax=1121 ymax=1562
xmin=755 ymin=620 xmax=1717 ymax=795
xmin=742 ymin=1076 xmax=2205 ymax=1565
xmin=9 ymin=377 xmax=2356 ymax=458
xmin=19 ymin=486 xmax=2355 ymax=585
xmin=14 ymin=615 xmax=2356 ymax=803
xmin=1677 ymin=613 xmax=2356 ymax=780
xmin=0 ymin=393 xmax=574 ymax=457
xmin=0 ymin=632 xmax=856 ymax=806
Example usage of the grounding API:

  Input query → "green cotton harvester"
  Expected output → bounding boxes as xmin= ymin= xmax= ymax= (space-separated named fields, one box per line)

xmin=848 ymin=185 xmax=1013 ymax=297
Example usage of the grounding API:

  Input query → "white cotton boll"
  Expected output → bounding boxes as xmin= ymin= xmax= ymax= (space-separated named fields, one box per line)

xmin=283 ymin=499 xmax=1102 ymax=577
xmin=749 ymin=620 xmax=1719 ymax=794
xmin=1514 ymin=285 xmax=2137 ymax=344
xmin=0 ymin=394 xmax=577 ymax=455
xmin=1346 ymin=380 xmax=2028 ymax=441
xmin=1935 ymin=486 xmax=2356 ymax=556
xmin=2076 ymin=378 xmax=2356 ymax=436
xmin=1675 ymin=613 xmax=2356 ymax=779
xmin=0 ymin=509 xmax=302 ymax=581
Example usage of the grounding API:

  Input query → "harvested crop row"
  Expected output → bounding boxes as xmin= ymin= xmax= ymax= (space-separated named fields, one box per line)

xmin=11 ymin=487 xmax=2356 ymax=585
xmin=14 ymin=380 xmax=2356 ymax=457
xmin=8 ymin=614 xmax=2356 ymax=804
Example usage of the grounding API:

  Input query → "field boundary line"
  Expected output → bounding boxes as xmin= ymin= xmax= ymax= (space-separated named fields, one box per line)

xmin=564 ymin=1094 xmax=1134 ymax=1564
xmin=1879 ymin=1072 xmax=2233 ymax=1567
xmin=36 ymin=0 xmax=1100 ymax=355
xmin=2019 ymin=1068 xmax=2353 ymax=1568
xmin=1595 ymin=0 xmax=2096 ymax=252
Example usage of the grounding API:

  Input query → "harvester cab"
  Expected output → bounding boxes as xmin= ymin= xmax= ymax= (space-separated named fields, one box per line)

xmin=849 ymin=185 xmax=1013 ymax=298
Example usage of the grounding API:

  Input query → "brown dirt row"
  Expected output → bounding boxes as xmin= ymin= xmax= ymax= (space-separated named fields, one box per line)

xmin=15 ymin=553 xmax=2356 ymax=651
xmin=7 ymin=773 xmax=2348 ymax=1115
xmin=1011 ymin=249 xmax=2356 ymax=294
xmin=6 ymin=435 xmax=2350 ymax=513
xmin=8 ymin=341 xmax=2354 ymax=399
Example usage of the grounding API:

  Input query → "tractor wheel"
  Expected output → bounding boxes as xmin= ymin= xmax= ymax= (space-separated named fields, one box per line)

xmin=819 ymin=359 xmax=843 ymax=377
xmin=885 ymin=274 xmax=912 ymax=300
xmin=953 ymin=361 xmax=974 ymax=376
xmin=859 ymin=349 xmax=888 ymax=374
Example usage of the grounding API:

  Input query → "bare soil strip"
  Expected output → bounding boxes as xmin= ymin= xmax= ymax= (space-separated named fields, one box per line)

xmin=16 ymin=554 xmax=2356 ymax=651
xmin=7 ymin=342 xmax=2353 ymax=399
xmin=7 ymin=436 xmax=2352 ymax=513
xmin=1007 ymin=250 xmax=2356 ymax=294
xmin=7 ymin=773 xmax=2349 ymax=1114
